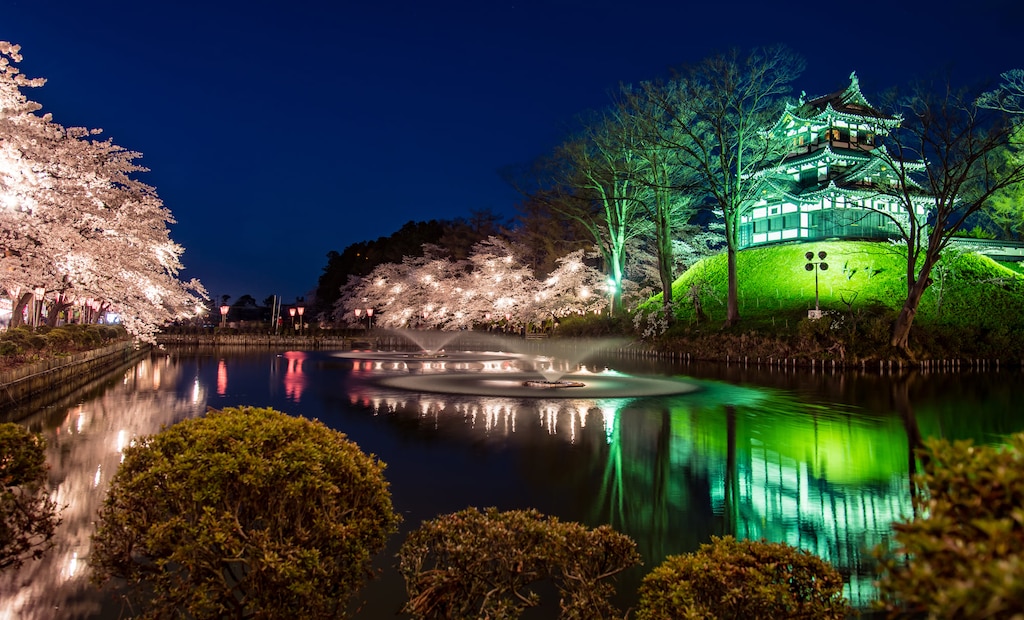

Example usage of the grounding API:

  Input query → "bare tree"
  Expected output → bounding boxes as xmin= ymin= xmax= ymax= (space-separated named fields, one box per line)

xmin=541 ymin=113 xmax=648 ymax=316
xmin=641 ymin=45 xmax=805 ymax=327
xmin=872 ymin=78 xmax=1024 ymax=351
xmin=977 ymin=69 xmax=1024 ymax=115
xmin=614 ymin=84 xmax=703 ymax=315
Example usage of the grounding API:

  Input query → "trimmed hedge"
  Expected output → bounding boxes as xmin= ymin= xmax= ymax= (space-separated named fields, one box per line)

xmin=636 ymin=536 xmax=849 ymax=620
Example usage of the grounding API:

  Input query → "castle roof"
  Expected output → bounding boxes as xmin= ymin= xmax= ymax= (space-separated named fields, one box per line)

xmin=756 ymin=145 xmax=928 ymax=205
xmin=778 ymin=72 xmax=901 ymax=129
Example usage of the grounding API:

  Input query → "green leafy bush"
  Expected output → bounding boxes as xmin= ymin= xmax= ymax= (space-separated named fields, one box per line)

xmin=98 ymin=325 xmax=123 ymax=341
xmin=399 ymin=506 xmax=640 ymax=619
xmin=874 ymin=433 xmax=1024 ymax=617
xmin=0 ymin=423 xmax=61 ymax=572
xmin=42 ymin=329 xmax=74 ymax=352
xmin=635 ymin=536 xmax=849 ymax=620
xmin=73 ymin=326 xmax=103 ymax=347
xmin=91 ymin=406 xmax=400 ymax=619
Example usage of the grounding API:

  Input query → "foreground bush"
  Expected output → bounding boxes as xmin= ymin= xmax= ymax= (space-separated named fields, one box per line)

xmin=0 ymin=423 xmax=61 ymax=572
xmin=636 ymin=536 xmax=849 ymax=620
xmin=399 ymin=507 xmax=640 ymax=619
xmin=874 ymin=433 xmax=1024 ymax=617
xmin=91 ymin=406 xmax=399 ymax=619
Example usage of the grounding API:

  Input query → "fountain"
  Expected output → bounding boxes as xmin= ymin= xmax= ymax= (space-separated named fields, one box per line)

xmin=509 ymin=337 xmax=628 ymax=390
xmin=357 ymin=333 xmax=698 ymax=399
xmin=332 ymin=329 xmax=518 ymax=364
xmin=389 ymin=329 xmax=464 ymax=358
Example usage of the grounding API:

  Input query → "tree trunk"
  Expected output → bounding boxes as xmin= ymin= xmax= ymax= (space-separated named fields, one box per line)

xmin=890 ymin=265 xmax=934 ymax=351
xmin=10 ymin=292 xmax=33 ymax=328
xmin=657 ymin=211 xmax=674 ymax=313
xmin=724 ymin=245 xmax=740 ymax=327
xmin=46 ymin=301 xmax=72 ymax=327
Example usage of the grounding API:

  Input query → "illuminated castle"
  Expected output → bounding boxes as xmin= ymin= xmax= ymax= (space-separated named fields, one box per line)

xmin=738 ymin=73 xmax=929 ymax=248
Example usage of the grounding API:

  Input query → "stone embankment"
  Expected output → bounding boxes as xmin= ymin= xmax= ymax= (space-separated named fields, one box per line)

xmin=155 ymin=334 xmax=356 ymax=348
xmin=0 ymin=341 xmax=149 ymax=419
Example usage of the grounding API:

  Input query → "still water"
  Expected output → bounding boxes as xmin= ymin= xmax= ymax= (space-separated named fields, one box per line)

xmin=2 ymin=345 xmax=1022 ymax=618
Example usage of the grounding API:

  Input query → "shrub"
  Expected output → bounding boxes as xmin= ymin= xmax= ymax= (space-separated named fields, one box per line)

xmin=43 ymin=329 xmax=74 ymax=352
xmin=399 ymin=507 xmax=640 ymax=619
xmin=91 ymin=406 xmax=400 ymax=619
xmin=74 ymin=326 xmax=102 ymax=348
xmin=98 ymin=325 xmax=123 ymax=341
xmin=0 ymin=423 xmax=61 ymax=572
xmin=635 ymin=536 xmax=849 ymax=620
xmin=873 ymin=433 xmax=1024 ymax=617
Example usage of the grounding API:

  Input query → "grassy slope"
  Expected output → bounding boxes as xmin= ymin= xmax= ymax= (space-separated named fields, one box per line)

xmin=662 ymin=241 xmax=1024 ymax=331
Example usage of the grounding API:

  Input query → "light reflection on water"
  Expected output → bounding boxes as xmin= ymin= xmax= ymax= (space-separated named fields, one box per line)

xmin=2 ymin=348 xmax=1022 ymax=618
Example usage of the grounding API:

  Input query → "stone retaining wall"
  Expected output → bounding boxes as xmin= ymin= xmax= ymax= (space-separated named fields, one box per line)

xmin=156 ymin=334 xmax=356 ymax=348
xmin=0 ymin=341 xmax=149 ymax=416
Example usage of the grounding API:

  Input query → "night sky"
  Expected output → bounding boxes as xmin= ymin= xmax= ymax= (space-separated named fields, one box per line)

xmin=3 ymin=0 xmax=1021 ymax=305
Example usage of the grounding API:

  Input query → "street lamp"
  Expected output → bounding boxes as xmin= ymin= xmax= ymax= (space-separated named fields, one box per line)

xmin=365 ymin=308 xmax=373 ymax=331
xmin=805 ymin=250 xmax=829 ymax=319
xmin=354 ymin=308 xmax=362 ymax=330
xmin=220 ymin=304 xmax=229 ymax=327
xmin=33 ymin=287 xmax=44 ymax=327
xmin=297 ymin=306 xmax=305 ymax=334
xmin=289 ymin=307 xmax=296 ymax=330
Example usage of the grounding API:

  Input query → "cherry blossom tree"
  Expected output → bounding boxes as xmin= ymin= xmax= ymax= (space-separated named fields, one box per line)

xmin=459 ymin=237 xmax=539 ymax=327
xmin=528 ymin=249 xmax=609 ymax=324
xmin=1 ymin=42 xmax=204 ymax=340
xmin=336 ymin=246 xmax=465 ymax=330
xmin=334 ymin=238 xmax=612 ymax=331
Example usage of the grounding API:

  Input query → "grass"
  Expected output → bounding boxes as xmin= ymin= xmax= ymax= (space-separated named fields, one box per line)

xmin=663 ymin=240 xmax=1024 ymax=331
xmin=621 ymin=240 xmax=1024 ymax=363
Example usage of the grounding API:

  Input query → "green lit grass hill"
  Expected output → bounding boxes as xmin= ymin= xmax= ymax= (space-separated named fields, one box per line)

xmin=647 ymin=241 xmax=1024 ymax=363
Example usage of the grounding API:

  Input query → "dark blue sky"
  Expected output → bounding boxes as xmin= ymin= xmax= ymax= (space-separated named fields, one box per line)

xmin=4 ymin=0 xmax=1021 ymax=304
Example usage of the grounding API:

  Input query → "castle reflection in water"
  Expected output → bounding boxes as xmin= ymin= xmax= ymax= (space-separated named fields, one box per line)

xmin=3 ymin=347 xmax=1020 ymax=618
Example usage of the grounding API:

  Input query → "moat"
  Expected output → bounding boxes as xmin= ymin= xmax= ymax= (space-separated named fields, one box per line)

xmin=2 ymin=344 xmax=1022 ymax=618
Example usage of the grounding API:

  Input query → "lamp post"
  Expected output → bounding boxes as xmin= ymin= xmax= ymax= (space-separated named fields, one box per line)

xmin=297 ymin=306 xmax=305 ymax=334
xmin=354 ymin=308 xmax=362 ymax=330
xmin=804 ymin=251 xmax=829 ymax=319
xmin=289 ymin=307 xmax=296 ymax=331
xmin=219 ymin=304 xmax=229 ymax=327
xmin=33 ymin=287 xmax=44 ymax=327
xmin=365 ymin=308 xmax=373 ymax=331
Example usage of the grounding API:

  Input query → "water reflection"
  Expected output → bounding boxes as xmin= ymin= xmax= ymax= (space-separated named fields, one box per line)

xmin=2 ymin=349 xmax=1022 ymax=617
xmin=0 ymin=356 xmax=206 ymax=620
xmin=345 ymin=378 xmax=910 ymax=606
xmin=276 ymin=351 xmax=308 ymax=402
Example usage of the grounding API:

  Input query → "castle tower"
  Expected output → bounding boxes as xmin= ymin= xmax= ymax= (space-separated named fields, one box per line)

xmin=739 ymin=73 xmax=929 ymax=248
